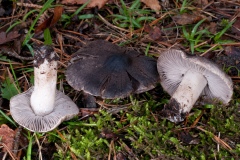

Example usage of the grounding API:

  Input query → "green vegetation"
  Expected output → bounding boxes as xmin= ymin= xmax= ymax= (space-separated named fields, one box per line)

xmin=0 ymin=0 xmax=239 ymax=159
xmin=112 ymin=0 xmax=155 ymax=29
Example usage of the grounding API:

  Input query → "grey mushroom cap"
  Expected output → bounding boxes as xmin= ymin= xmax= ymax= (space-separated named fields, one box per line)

xmin=157 ymin=49 xmax=233 ymax=104
xmin=66 ymin=40 xmax=159 ymax=99
xmin=10 ymin=87 xmax=79 ymax=132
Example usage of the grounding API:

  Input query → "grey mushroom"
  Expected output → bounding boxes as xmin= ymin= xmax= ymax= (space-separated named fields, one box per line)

xmin=65 ymin=40 xmax=159 ymax=99
xmin=10 ymin=45 xmax=79 ymax=132
xmin=157 ymin=49 xmax=233 ymax=123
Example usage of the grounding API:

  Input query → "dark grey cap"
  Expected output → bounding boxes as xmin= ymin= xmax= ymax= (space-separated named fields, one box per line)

xmin=10 ymin=87 xmax=79 ymax=132
xmin=157 ymin=49 xmax=233 ymax=104
xmin=65 ymin=40 xmax=159 ymax=99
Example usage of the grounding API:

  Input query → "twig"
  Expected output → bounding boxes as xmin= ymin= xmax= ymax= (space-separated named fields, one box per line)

xmin=196 ymin=126 xmax=232 ymax=151
xmin=200 ymin=44 xmax=219 ymax=56
xmin=98 ymin=13 xmax=130 ymax=33
xmin=13 ymin=126 xmax=22 ymax=156
xmin=34 ymin=133 xmax=43 ymax=160
xmin=0 ymin=46 xmax=33 ymax=61
xmin=1 ymin=142 xmax=18 ymax=160
xmin=16 ymin=2 xmax=43 ymax=9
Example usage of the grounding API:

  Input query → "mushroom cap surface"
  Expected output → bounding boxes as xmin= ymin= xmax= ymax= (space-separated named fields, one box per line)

xmin=10 ymin=87 xmax=79 ymax=132
xmin=157 ymin=49 xmax=233 ymax=104
xmin=66 ymin=40 xmax=159 ymax=99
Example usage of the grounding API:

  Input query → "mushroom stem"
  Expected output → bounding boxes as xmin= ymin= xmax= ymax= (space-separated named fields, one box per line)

xmin=162 ymin=69 xmax=207 ymax=122
xmin=30 ymin=57 xmax=58 ymax=116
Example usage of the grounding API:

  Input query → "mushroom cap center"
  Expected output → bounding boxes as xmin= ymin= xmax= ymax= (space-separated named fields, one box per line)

xmin=104 ymin=54 xmax=132 ymax=72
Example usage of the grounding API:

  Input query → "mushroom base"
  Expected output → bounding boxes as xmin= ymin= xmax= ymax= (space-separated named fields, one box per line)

xmin=161 ymin=69 xmax=208 ymax=123
xmin=160 ymin=98 xmax=188 ymax=123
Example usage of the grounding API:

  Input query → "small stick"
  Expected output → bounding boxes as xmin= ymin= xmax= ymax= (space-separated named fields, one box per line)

xmin=0 ymin=47 xmax=33 ymax=61
xmin=13 ymin=126 xmax=22 ymax=156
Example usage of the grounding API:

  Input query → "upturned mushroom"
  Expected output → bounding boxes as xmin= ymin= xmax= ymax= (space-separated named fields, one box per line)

xmin=157 ymin=49 xmax=233 ymax=123
xmin=10 ymin=45 xmax=79 ymax=132
xmin=65 ymin=40 xmax=159 ymax=99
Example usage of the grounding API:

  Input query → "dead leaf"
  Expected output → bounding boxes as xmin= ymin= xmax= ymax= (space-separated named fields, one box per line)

xmin=144 ymin=24 xmax=162 ymax=40
xmin=50 ymin=6 xmax=64 ymax=28
xmin=0 ymin=31 xmax=20 ymax=45
xmin=208 ymin=22 xmax=217 ymax=34
xmin=194 ymin=0 xmax=209 ymax=7
xmin=100 ymin=129 xmax=119 ymax=141
xmin=149 ymin=26 xmax=162 ymax=40
xmin=172 ymin=12 xmax=206 ymax=25
xmin=80 ymin=108 xmax=99 ymax=117
xmin=178 ymin=131 xmax=199 ymax=145
xmin=61 ymin=0 xmax=109 ymax=9
xmin=141 ymin=0 xmax=161 ymax=14
xmin=35 ymin=6 xmax=64 ymax=34
xmin=0 ymin=124 xmax=15 ymax=152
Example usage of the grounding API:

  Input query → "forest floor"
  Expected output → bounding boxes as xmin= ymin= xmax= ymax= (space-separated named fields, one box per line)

xmin=0 ymin=0 xmax=240 ymax=159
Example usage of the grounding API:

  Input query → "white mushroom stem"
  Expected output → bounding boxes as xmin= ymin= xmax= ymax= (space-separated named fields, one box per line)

xmin=30 ymin=59 xmax=57 ymax=116
xmin=166 ymin=69 xmax=207 ymax=122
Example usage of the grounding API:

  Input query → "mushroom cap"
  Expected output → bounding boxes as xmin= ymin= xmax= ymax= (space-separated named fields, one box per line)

xmin=10 ymin=87 xmax=79 ymax=132
xmin=65 ymin=40 xmax=159 ymax=99
xmin=157 ymin=49 xmax=233 ymax=104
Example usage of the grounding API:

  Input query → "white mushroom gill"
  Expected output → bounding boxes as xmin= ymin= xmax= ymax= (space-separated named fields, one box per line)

xmin=168 ymin=69 xmax=207 ymax=122
xmin=30 ymin=53 xmax=58 ymax=116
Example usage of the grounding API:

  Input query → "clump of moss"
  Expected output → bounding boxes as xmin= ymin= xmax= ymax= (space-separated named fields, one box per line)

xmin=50 ymin=93 xmax=240 ymax=159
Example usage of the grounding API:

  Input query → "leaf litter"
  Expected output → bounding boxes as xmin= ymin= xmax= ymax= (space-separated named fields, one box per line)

xmin=0 ymin=0 xmax=239 ymax=159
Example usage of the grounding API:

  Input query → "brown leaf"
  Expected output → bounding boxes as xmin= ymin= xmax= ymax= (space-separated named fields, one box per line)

xmin=172 ymin=12 xmax=205 ymax=25
xmin=35 ymin=6 xmax=64 ymax=34
xmin=0 ymin=124 xmax=15 ymax=152
xmin=149 ymin=26 xmax=162 ymax=40
xmin=50 ymin=6 xmax=64 ymax=28
xmin=61 ymin=0 xmax=109 ymax=9
xmin=178 ymin=131 xmax=199 ymax=145
xmin=208 ymin=22 xmax=217 ymax=34
xmin=141 ymin=0 xmax=161 ymax=14
xmin=0 ymin=31 xmax=20 ymax=45
xmin=194 ymin=0 xmax=209 ymax=7
xmin=144 ymin=24 xmax=162 ymax=40
xmin=100 ymin=129 xmax=119 ymax=141
xmin=80 ymin=108 xmax=99 ymax=117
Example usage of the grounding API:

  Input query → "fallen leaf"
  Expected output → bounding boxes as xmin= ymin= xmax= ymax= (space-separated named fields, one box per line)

xmin=194 ymin=0 xmax=209 ymax=7
xmin=141 ymin=0 xmax=161 ymax=14
xmin=35 ymin=6 xmax=64 ymax=34
xmin=208 ymin=22 xmax=217 ymax=34
xmin=178 ymin=131 xmax=199 ymax=145
xmin=0 ymin=124 xmax=15 ymax=152
xmin=149 ymin=26 xmax=162 ymax=40
xmin=0 ymin=31 xmax=20 ymax=45
xmin=144 ymin=24 xmax=162 ymax=40
xmin=100 ymin=129 xmax=119 ymax=141
xmin=80 ymin=108 xmax=99 ymax=117
xmin=172 ymin=12 xmax=206 ymax=25
xmin=61 ymin=0 xmax=109 ymax=9
xmin=50 ymin=6 xmax=64 ymax=28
